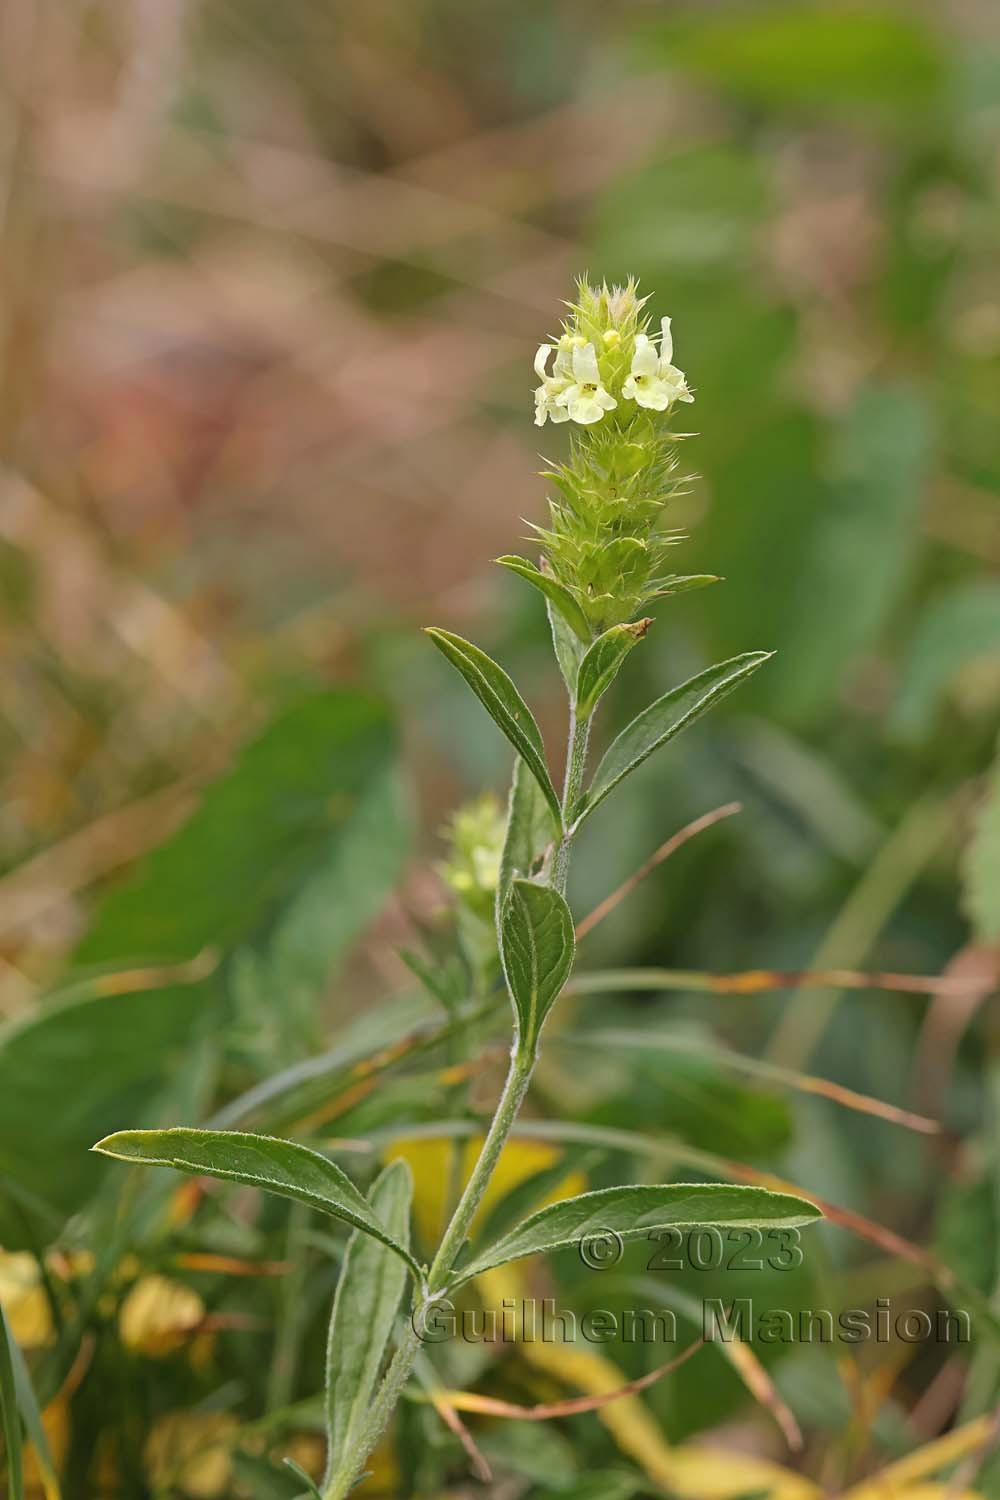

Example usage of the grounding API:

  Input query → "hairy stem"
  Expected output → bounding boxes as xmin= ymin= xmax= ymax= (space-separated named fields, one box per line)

xmin=551 ymin=706 xmax=591 ymax=893
xmin=426 ymin=1045 xmax=534 ymax=1293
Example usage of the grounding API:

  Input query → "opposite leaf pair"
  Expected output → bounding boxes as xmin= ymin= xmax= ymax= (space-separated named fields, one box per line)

xmin=92 ymin=1128 xmax=820 ymax=1296
xmin=425 ymin=624 xmax=771 ymax=833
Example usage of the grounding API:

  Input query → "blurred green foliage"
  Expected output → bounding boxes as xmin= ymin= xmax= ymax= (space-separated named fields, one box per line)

xmin=1 ymin=0 xmax=999 ymax=1495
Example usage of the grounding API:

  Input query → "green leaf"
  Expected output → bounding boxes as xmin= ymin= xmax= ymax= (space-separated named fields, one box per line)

xmin=478 ymin=1421 xmax=579 ymax=1489
xmin=892 ymin=583 xmax=1000 ymax=740
xmin=643 ymin=7 xmax=943 ymax=116
xmin=210 ymin=991 xmax=438 ymax=1133
xmin=0 ymin=1305 xmax=24 ymax=1500
xmin=6 ymin=693 xmax=407 ymax=1245
xmin=964 ymin=744 xmax=1000 ymax=942
xmin=557 ymin=1028 xmax=799 ymax=1157
xmin=593 ymin=145 xmax=767 ymax=283
xmin=92 ymin=1128 xmax=421 ymax=1279
xmin=497 ymin=757 xmax=552 ymax=921
xmin=476 ymin=1152 xmax=593 ymax=1250
xmin=500 ymin=879 xmax=575 ymax=1050
xmin=325 ymin=1160 xmax=412 ymax=1479
xmin=575 ymin=620 xmax=651 ymax=720
xmin=0 ymin=982 xmax=204 ymax=1246
xmin=496 ymin=555 xmax=591 ymax=643
xmin=535 ymin=1474 xmax=641 ymax=1500
xmin=396 ymin=944 xmax=464 ymax=1014
xmin=454 ymin=1182 xmax=821 ymax=1285
xmin=575 ymin=652 xmax=772 ymax=825
xmin=772 ymin=384 xmax=933 ymax=721
xmin=74 ymin=688 xmax=403 ymax=970
xmin=424 ymin=629 xmax=562 ymax=829
xmin=255 ymin=762 xmax=408 ymax=1000
xmin=936 ymin=1171 xmax=996 ymax=1297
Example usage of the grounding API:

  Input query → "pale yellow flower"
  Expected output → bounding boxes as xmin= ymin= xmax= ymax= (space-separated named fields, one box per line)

xmin=622 ymin=318 xmax=693 ymax=411
xmin=555 ymin=340 xmax=618 ymax=425
xmin=0 ymin=1252 xmax=54 ymax=1348
xmin=145 ymin=1411 xmax=237 ymax=1499
xmin=533 ymin=340 xmax=573 ymax=426
xmin=119 ymin=1274 xmax=205 ymax=1356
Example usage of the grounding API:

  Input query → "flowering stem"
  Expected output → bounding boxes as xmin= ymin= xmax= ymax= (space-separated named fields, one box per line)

xmin=331 ymin=278 xmax=697 ymax=1497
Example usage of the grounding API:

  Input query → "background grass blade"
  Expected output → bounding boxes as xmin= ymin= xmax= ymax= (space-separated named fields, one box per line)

xmin=0 ymin=1305 xmax=24 ymax=1500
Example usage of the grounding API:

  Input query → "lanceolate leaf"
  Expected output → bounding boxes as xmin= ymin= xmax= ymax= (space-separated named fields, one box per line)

xmin=476 ymin=1153 xmax=591 ymax=1249
xmin=93 ymin=1128 xmax=421 ymax=1278
xmin=496 ymin=555 xmax=591 ymax=644
xmin=325 ymin=1160 xmax=413 ymax=1478
xmin=575 ymin=620 xmax=651 ymax=720
xmin=0 ymin=981 xmax=204 ymax=1248
xmin=497 ymin=758 xmax=552 ymax=923
xmin=454 ymin=1182 xmax=821 ymax=1285
xmin=574 ymin=652 xmax=772 ymax=826
xmin=424 ymin=629 xmax=562 ymax=830
xmin=74 ymin=688 xmax=402 ymax=970
xmin=500 ymin=879 xmax=575 ymax=1049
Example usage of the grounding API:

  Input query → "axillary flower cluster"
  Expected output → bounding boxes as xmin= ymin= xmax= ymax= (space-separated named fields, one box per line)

xmin=518 ymin=278 xmax=702 ymax=637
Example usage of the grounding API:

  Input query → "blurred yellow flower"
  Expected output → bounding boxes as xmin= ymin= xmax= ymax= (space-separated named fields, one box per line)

xmin=144 ymin=1411 xmax=237 ymax=1499
xmin=282 ymin=1432 xmax=325 ymax=1482
xmin=0 ymin=1252 xmax=54 ymax=1349
xmin=119 ymin=1274 xmax=205 ymax=1356
xmin=386 ymin=1136 xmax=585 ymax=1246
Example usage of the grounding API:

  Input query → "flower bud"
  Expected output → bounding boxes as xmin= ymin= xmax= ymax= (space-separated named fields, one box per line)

xmin=438 ymin=794 xmax=505 ymax=922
